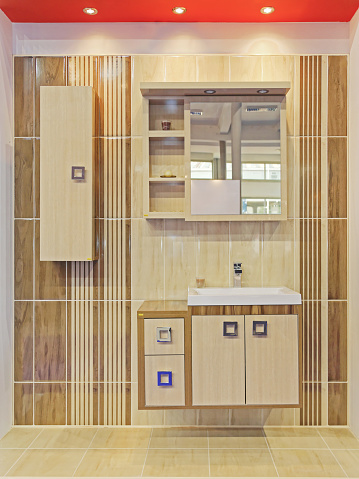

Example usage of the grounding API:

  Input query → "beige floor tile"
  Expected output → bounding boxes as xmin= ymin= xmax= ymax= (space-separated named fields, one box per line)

xmin=332 ymin=449 xmax=359 ymax=477
xmin=8 ymin=449 xmax=84 ymax=477
xmin=265 ymin=427 xmax=328 ymax=449
xmin=75 ymin=449 xmax=147 ymax=477
xmin=271 ymin=448 xmax=346 ymax=477
xmin=318 ymin=427 xmax=359 ymax=449
xmin=0 ymin=428 xmax=42 ymax=448
xmin=150 ymin=427 xmax=208 ymax=448
xmin=90 ymin=427 xmax=151 ymax=448
xmin=0 ymin=449 xmax=25 ymax=475
xmin=143 ymin=448 xmax=209 ymax=477
xmin=208 ymin=428 xmax=267 ymax=449
xmin=30 ymin=427 xmax=97 ymax=449
xmin=209 ymin=448 xmax=276 ymax=477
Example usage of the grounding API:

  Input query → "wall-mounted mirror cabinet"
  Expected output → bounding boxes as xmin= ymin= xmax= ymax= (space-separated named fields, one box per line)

xmin=141 ymin=82 xmax=290 ymax=221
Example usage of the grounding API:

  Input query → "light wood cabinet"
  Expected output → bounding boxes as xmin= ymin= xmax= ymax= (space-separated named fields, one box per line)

xmin=137 ymin=302 xmax=301 ymax=410
xmin=245 ymin=314 xmax=299 ymax=405
xmin=40 ymin=86 xmax=97 ymax=261
xmin=192 ymin=315 xmax=245 ymax=406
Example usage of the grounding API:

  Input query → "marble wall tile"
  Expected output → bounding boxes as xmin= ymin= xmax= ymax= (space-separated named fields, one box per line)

xmin=34 ymin=301 xmax=66 ymax=381
xmin=132 ymin=56 xmax=165 ymax=137
xmin=262 ymin=220 xmax=295 ymax=289
xmin=229 ymin=222 xmax=262 ymax=287
xmin=14 ymin=301 xmax=33 ymax=381
xmin=14 ymin=138 xmax=33 ymax=219
xmin=229 ymin=56 xmax=262 ymax=82
xmin=196 ymin=56 xmax=229 ymax=82
xmin=34 ymin=383 xmax=66 ymax=425
xmin=165 ymin=56 xmax=196 ymax=82
xmin=196 ymin=222 xmax=230 ymax=288
xmin=131 ymin=219 xmax=165 ymax=300
xmin=164 ymin=219 xmax=196 ymax=298
xmin=14 ymin=383 xmax=33 ymax=426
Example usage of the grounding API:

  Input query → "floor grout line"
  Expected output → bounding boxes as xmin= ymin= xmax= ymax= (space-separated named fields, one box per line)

xmin=3 ymin=428 xmax=44 ymax=477
xmin=72 ymin=427 xmax=99 ymax=477
xmin=316 ymin=428 xmax=349 ymax=478
xmin=262 ymin=429 xmax=280 ymax=478
xmin=140 ymin=426 xmax=153 ymax=477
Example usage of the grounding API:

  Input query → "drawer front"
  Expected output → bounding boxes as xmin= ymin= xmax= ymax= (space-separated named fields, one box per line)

xmin=145 ymin=355 xmax=185 ymax=407
xmin=245 ymin=314 xmax=299 ymax=405
xmin=144 ymin=318 xmax=184 ymax=355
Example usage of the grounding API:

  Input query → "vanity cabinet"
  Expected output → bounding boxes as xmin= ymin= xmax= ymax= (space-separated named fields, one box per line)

xmin=138 ymin=302 xmax=302 ymax=410
xmin=40 ymin=86 xmax=97 ymax=261
xmin=192 ymin=315 xmax=245 ymax=406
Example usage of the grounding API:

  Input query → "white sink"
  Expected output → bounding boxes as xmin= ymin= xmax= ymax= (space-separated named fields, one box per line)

xmin=188 ymin=287 xmax=301 ymax=306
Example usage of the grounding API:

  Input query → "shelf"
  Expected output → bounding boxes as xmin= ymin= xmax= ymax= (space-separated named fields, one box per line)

xmin=144 ymin=212 xmax=185 ymax=219
xmin=149 ymin=130 xmax=185 ymax=138
xmin=149 ymin=177 xmax=185 ymax=183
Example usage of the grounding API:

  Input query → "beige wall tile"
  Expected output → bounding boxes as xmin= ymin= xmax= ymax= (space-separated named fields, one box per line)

xmin=229 ymin=222 xmax=262 ymax=287
xmin=197 ymin=56 xmax=229 ymax=82
xmin=197 ymin=409 xmax=229 ymax=426
xmin=196 ymin=222 xmax=230 ymax=288
xmin=164 ymin=409 xmax=198 ymax=426
xmin=132 ymin=56 xmax=165 ymax=137
xmin=164 ymin=219 xmax=196 ymax=298
xmin=262 ymin=56 xmax=295 ymax=136
xmin=230 ymin=409 xmax=264 ymax=426
xmin=287 ymin=137 xmax=296 ymax=219
xmin=262 ymin=220 xmax=295 ymax=289
xmin=131 ymin=138 xmax=144 ymax=218
xmin=165 ymin=56 xmax=196 ymax=82
xmin=229 ymin=56 xmax=262 ymax=82
xmin=131 ymin=219 xmax=165 ymax=300
xmin=262 ymin=408 xmax=296 ymax=426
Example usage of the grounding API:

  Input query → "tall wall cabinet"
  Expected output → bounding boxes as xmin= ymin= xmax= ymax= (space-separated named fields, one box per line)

xmin=40 ymin=86 xmax=98 ymax=261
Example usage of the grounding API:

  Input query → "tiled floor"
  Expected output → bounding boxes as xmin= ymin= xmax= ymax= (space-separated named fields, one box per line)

xmin=0 ymin=426 xmax=359 ymax=477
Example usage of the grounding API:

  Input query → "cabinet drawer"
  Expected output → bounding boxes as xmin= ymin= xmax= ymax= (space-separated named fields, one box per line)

xmin=145 ymin=355 xmax=185 ymax=407
xmin=245 ymin=315 xmax=299 ymax=405
xmin=144 ymin=318 xmax=184 ymax=355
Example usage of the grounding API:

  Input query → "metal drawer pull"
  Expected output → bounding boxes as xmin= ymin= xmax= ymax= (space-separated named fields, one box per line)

xmin=156 ymin=327 xmax=172 ymax=342
xmin=253 ymin=320 xmax=268 ymax=336
xmin=157 ymin=371 xmax=172 ymax=386
xmin=223 ymin=321 xmax=238 ymax=336
xmin=71 ymin=166 xmax=85 ymax=180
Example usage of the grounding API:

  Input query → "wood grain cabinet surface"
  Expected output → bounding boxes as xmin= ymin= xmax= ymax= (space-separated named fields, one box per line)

xmin=40 ymin=86 xmax=97 ymax=261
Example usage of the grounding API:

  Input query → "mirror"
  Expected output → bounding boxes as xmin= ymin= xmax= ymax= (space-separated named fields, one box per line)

xmin=190 ymin=99 xmax=283 ymax=216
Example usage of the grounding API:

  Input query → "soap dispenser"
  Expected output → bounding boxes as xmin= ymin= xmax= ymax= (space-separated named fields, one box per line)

xmin=233 ymin=262 xmax=242 ymax=287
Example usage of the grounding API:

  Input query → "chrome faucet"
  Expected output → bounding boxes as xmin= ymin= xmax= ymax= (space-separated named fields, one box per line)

xmin=233 ymin=262 xmax=242 ymax=287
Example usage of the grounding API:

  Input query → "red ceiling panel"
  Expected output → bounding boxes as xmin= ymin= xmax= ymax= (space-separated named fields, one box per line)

xmin=0 ymin=0 xmax=358 ymax=23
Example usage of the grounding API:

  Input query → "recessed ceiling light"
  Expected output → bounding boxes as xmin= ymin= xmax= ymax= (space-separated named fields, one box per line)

xmin=83 ymin=7 xmax=98 ymax=15
xmin=260 ymin=6 xmax=275 ymax=14
xmin=204 ymin=90 xmax=216 ymax=94
xmin=172 ymin=6 xmax=186 ymax=14
xmin=257 ymin=89 xmax=269 ymax=94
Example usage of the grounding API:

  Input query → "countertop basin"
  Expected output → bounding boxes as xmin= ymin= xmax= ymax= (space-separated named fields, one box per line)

xmin=188 ymin=287 xmax=301 ymax=306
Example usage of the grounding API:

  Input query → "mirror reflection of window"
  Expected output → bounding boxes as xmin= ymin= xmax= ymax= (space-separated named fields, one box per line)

xmin=190 ymin=100 xmax=282 ymax=215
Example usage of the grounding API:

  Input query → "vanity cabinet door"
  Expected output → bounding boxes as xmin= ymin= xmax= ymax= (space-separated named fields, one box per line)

xmin=245 ymin=315 xmax=299 ymax=405
xmin=145 ymin=355 xmax=185 ymax=407
xmin=144 ymin=318 xmax=184 ymax=355
xmin=192 ymin=315 xmax=245 ymax=406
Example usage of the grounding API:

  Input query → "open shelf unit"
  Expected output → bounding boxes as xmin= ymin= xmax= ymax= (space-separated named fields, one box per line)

xmin=143 ymin=98 xmax=188 ymax=218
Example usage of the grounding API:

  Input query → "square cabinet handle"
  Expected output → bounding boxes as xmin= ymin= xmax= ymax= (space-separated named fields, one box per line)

xmin=71 ymin=166 xmax=85 ymax=180
xmin=156 ymin=327 xmax=172 ymax=342
xmin=157 ymin=371 xmax=172 ymax=386
xmin=223 ymin=321 xmax=238 ymax=336
xmin=253 ymin=320 xmax=268 ymax=336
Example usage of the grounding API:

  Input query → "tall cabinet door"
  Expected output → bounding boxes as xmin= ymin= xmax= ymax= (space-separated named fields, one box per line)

xmin=192 ymin=315 xmax=245 ymax=406
xmin=245 ymin=315 xmax=299 ymax=405
xmin=40 ymin=86 xmax=96 ymax=261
